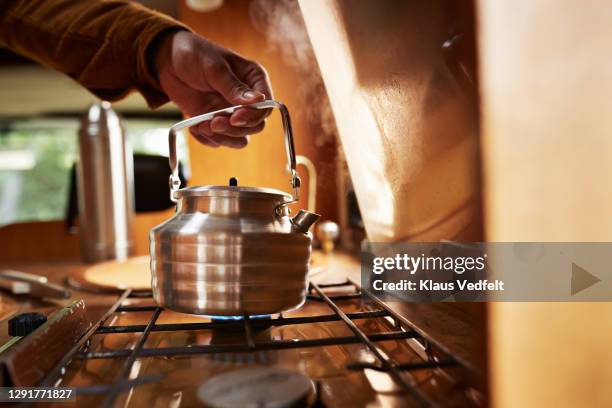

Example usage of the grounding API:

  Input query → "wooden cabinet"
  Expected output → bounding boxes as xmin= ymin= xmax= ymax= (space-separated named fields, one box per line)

xmin=478 ymin=1 xmax=612 ymax=406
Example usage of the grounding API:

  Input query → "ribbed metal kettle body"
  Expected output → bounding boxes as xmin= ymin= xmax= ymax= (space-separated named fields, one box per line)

xmin=150 ymin=186 xmax=312 ymax=316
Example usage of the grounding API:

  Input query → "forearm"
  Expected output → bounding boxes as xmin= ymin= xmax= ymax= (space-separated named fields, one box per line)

xmin=0 ymin=0 xmax=188 ymax=108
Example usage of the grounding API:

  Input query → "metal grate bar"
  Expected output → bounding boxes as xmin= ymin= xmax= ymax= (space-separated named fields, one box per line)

xmin=347 ymin=360 xmax=458 ymax=372
xmin=116 ymin=305 xmax=158 ymax=312
xmin=243 ymin=313 xmax=255 ymax=349
xmin=126 ymin=291 xmax=154 ymax=298
xmin=38 ymin=289 xmax=133 ymax=387
xmin=96 ymin=310 xmax=389 ymax=334
xmin=101 ymin=307 xmax=162 ymax=408
xmin=358 ymin=282 xmax=476 ymax=374
xmin=308 ymin=293 xmax=362 ymax=302
xmin=315 ymin=281 xmax=356 ymax=288
xmin=307 ymin=280 xmax=362 ymax=301
xmin=310 ymin=282 xmax=438 ymax=408
xmin=80 ymin=331 xmax=417 ymax=360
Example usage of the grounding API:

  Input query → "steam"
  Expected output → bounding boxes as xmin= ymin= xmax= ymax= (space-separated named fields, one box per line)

xmin=249 ymin=0 xmax=336 ymax=147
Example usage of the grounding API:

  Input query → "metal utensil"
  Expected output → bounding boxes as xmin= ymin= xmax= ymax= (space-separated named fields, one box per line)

xmin=150 ymin=100 xmax=321 ymax=316
xmin=0 ymin=270 xmax=70 ymax=299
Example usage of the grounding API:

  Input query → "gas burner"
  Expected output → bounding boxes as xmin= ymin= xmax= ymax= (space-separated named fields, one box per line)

xmin=197 ymin=367 xmax=316 ymax=408
xmin=208 ymin=314 xmax=276 ymax=332
xmin=208 ymin=315 xmax=278 ymax=365
xmin=209 ymin=314 xmax=272 ymax=322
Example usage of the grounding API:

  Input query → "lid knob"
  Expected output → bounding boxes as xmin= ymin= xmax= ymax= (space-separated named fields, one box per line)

xmin=229 ymin=177 xmax=238 ymax=187
xmin=8 ymin=312 xmax=47 ymax=336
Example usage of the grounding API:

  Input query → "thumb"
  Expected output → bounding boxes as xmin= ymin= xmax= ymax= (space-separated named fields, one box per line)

xmin=208 ymin=62 xmax=265 ymax=105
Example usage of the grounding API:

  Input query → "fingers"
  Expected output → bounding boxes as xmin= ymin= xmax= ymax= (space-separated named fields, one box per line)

xmin=207 ymin=134 xmax=250 ymax=149
xmin=190 ymin=127 xmax=249 ymax=149
xmin=207 ymin=61 xmax=266 ymax=106
xmin=209 ymin=117 xmax=265 ymax=137
xmin=229 ymin=107 xmax=270 ymax=127
xmin=189 ymin=119 xmax=263 ymax=148
xmin=230 ymin=56 xmax=273 ymax=99
xmin=157 ymin=37 xmax=274 ymax=150
xmin=192 ymin=133 xmax=220 ymax=148
xmin=226 ymin=60 xmax=273 ymax=125
xmin=205 ymin=61 xmax=271 ymax=129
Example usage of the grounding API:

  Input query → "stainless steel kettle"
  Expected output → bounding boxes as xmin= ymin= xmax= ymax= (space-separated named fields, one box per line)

xmin=150 ymin=100 xmax=320 ymax=316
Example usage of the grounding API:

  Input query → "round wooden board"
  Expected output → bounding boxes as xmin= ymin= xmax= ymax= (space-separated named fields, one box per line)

xmin=67 ymin=256 xmax=151 ymax=294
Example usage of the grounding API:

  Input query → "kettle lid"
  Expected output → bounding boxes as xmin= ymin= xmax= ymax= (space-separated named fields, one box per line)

xmin=176 ymin=185 xmax=292 ymax=201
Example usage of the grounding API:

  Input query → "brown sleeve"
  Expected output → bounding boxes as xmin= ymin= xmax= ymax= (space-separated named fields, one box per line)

xmin=0 ymin=0 xmax=190 ymax=109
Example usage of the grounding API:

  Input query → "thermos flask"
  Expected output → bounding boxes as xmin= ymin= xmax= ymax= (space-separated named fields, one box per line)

xmin=76 ymin=101 xmax=134 ymax=262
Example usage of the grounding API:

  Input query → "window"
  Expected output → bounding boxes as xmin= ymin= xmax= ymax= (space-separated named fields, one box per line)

xmin=0 ymin=117 xmax=188 ymax=226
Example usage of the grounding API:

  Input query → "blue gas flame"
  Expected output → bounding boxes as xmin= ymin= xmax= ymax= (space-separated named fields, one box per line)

xmin=207 ymin=314 xmax=272 ymax=321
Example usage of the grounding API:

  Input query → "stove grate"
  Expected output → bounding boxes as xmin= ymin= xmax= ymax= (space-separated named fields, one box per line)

xmin=37 ymin=280 xmax=480 ymax=408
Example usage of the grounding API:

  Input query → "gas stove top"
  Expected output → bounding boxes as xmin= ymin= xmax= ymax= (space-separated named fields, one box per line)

xmin=2 ymin=280 xmax=483 ymax=407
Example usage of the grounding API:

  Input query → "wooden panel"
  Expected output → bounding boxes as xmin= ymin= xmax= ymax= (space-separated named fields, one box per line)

xmin=0 ymin=210 xmax=173 ymax=262
xmin=299 ymin=0 xmax=482 ymax=242
xmin=0 ymin=221 xmax=79 ymax=261
xmin=478 ymin=1 xmax=612 ymax=406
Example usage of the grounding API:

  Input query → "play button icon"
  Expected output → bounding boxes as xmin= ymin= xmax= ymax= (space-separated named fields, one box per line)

xmin=571 ymin=262 xmax=601 ymax=295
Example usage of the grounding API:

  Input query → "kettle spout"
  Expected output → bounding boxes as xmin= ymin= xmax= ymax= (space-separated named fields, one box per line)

xmin=291 ymin=210 xmax=321 ymax=233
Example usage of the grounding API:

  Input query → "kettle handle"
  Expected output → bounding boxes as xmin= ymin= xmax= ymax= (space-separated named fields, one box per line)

xmin=167 ymin=100 xmax=301 ymax=203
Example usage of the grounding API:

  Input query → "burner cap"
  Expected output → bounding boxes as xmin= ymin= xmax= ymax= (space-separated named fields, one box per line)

xmin=197 ymin=367 xmax=315 ymax=408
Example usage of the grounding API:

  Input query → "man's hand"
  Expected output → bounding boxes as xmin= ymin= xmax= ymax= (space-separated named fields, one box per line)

xmin=154 ymin=31 xmax=272 ymax=148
